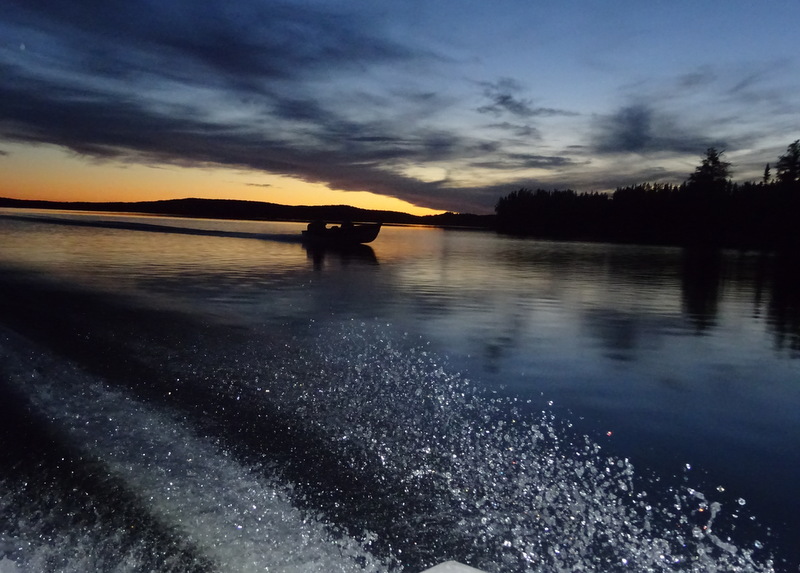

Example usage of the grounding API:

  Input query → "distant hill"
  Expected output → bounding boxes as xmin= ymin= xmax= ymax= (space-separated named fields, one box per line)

xmin=0 ymin=197 xmax=495 ymax=229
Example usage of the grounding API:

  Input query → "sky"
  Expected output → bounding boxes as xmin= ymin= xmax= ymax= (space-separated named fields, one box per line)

xmin=1 ymin=0 xmax=799 ymax=215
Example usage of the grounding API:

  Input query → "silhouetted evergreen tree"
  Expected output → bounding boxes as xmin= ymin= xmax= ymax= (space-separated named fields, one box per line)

xmin=776 ymin=140 xmax=800 ymax=185
xmin=687 ymin=148 xmax=731 ymax=191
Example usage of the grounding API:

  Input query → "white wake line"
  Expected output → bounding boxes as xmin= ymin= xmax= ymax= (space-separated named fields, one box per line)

xmin=12 ymin=353 xmax=386 ymax=573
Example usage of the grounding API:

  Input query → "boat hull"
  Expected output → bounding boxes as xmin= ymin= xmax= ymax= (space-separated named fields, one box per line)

xmin=301 ymin=223 xmax=381 ymax=245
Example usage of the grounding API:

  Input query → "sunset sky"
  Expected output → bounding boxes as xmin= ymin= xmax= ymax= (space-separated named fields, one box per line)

xmin=2 ymin=0 xmax=799 ymax=215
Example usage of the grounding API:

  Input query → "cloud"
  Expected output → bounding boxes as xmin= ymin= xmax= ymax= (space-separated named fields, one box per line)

xmin=1 ymin=1 xmax=482 ymax=210
xmin=4 ymin=2 xmax=792 ymax=213
xmin=592 ymin=104 xmax=724 ymax=154
xmin=477 ymin=78 xmax=577 ymax=118
xmin=0 ymin=64 xmax=516 ymax=214
xmin=471 ymin=153 xmax=575 ymax=170
xmin=486 ymin=122 xmax=542 ymax=139
xmin=6 ymin=1 xmax=420 ymax=86
xmin=478 ymin=95 xmax=537 ymax=118
xmin=676 ymin=68 xmax=717 ymax=90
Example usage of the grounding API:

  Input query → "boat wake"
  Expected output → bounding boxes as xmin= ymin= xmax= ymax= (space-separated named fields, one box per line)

xmin=237 ymin=320 xmax=776 ymax=572
xmin=0 ymin=213 xmax=301 ymax=243
xmin=0 ymin=315 xmax=779 ymax=572
xmin=0 ymin=329 xmax=385 ymax=573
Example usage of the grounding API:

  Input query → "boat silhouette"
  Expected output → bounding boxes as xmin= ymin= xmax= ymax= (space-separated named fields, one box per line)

xmin=302 ymin=221 xmax=381 ymax=245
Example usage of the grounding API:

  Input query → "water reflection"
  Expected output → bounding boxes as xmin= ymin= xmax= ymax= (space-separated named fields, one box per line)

xmin=680 ymin=249 xmax=722 ymax=333
xmin=489 ymin=240 xmax=800 ymax=359
xmin=678 ymin=248 xmax=800 ymax=354
xmin=762 ymin=252 xmax=800 ymax=354
xmin=2 ymin=214 xmax=798 ymax=566
xmin=581 ymin=308 xmax=641 ymax=362
xmin=303 ymin=243 xmax=378 ymax=270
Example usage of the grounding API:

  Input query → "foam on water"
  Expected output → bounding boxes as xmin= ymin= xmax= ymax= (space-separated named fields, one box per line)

xmin=0 ymin=330 xmax=386 ymax=573
xmin=227 ymin=319 xmax=777 ymax=572
xmin=0 ymin=315 xmax=780 ymax=573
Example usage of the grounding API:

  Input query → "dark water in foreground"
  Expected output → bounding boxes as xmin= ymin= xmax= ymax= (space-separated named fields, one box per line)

xmin=0 ymin=209 xmax=798 ymax=572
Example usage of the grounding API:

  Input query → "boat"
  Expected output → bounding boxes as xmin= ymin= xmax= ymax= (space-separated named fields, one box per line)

xmin=301 ymin=221 xmax=381 ymax=245
xmin=419 ymin=562 xmax=487 ymax=573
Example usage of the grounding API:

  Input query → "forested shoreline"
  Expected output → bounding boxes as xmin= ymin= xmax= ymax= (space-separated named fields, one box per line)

xmin=0 ymin=196 xmax=494 ymax=228
xmin=495 ymin=142 xmax=800 ymax=250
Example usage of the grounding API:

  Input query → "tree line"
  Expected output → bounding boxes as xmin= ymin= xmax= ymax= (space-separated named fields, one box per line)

xmin=495 ymin=141 xmax=800 ymax=250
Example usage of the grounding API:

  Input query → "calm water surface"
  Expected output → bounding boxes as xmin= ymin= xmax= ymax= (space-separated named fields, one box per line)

xmin=0 ymin=209 xmax=797 ymax=572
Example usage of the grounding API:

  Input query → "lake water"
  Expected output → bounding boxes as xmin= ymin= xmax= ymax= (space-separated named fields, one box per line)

xmin=0 ymin=209 xmax=797 ymax=572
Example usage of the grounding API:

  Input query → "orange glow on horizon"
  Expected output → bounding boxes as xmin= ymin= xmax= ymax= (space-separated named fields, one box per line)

xmin=0 ymin=142 xmax=444 ymax=217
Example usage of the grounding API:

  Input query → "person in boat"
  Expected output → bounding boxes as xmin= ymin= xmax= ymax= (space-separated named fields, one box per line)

xmin=308 ymin=220 xmax=354 ymax=235
xmin=328 ymin=221 xmax=353 ymax=235
xmin=307 ymin=220 xmax=326 ymax=233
